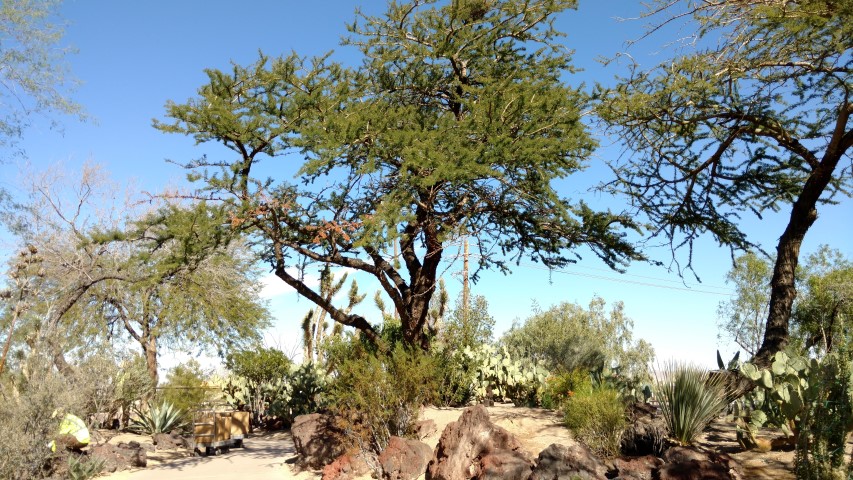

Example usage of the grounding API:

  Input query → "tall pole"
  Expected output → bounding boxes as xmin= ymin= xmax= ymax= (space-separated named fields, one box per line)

xmin=462 ymin=237 xmax=470 ymax=317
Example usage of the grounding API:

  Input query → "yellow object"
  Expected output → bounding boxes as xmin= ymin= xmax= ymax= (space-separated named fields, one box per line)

xmin=49 ymin=413 xmax=90 ymax=452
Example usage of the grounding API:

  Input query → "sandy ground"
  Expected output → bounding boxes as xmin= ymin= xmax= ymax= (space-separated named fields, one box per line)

xmin=101 ymin=404 xmax=570 ymax=480
xmin=98 ymin=404 xmax=849 ymax=479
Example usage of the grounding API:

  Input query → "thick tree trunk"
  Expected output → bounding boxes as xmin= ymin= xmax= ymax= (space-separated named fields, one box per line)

xmin=753 ymin=148 xmax=845 ymax=367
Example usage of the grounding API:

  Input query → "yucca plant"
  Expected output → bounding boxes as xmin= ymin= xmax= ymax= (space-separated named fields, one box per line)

xmin=68 ymin=454 xmax=105 ymax=480
xmin=128 ymin=401 xmax=186 ymax=435
xmin=655 ymin=362 xmax=728 ymax=445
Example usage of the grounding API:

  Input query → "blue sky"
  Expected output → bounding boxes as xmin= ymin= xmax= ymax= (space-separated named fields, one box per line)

xmin=4 ymin=1 xmax=851 ymax=369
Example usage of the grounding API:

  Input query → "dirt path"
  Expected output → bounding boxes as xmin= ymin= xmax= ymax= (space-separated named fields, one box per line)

xmin=105 ymin=431 xmax=306 ymax=480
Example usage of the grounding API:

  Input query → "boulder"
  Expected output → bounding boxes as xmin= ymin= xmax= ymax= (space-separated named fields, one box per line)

xmin=426 ymin=404 xmax=533 ymax=480
xmin=610 ymin=455 xmax=664 ymax=480
xmin=414 ymin=419 xmax=437 ymax=440
xmin=291 ymin=413 xmax=347 ymax=470
xmin=480 ymin=449 xmax=535 ymax=480
xmin=89 ymin=442 xmax=147 ymax=473
xmin=379 ymin=436 xmax=433 ymax=480
xmin=620 ymin=403 xmax=666 ymax=456
xmin=152 ymin=432 xmax=187 ymax=450
xmin=528 ymin=443 xmax=608 ymax=480
xmin=658 ymin=446 xmax=741 ymax=480
xmin=321 ymin=454 xmax=370 ymax=480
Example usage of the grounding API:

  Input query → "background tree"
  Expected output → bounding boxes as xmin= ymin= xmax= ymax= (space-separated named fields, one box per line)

xmin=155 ymin=0 xmax=644 ymax=350
xmin=88 ymin=203 xmax=272 ymax=387
xmin=717 ymin=252 xmax=773 ymax=357
xmin=597 ymin=0 xmax=853 ymax=366
xmin=501 ymin=296 xmax=654 ymax=379
xmin=793 ymin=245 xmax=852 ymax=356
xmin=0 ymin=0 xmax=82 ymax=153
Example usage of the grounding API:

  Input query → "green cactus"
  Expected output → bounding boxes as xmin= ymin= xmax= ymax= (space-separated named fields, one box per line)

xmin=463 ymin=344 xmax=548 ymax=406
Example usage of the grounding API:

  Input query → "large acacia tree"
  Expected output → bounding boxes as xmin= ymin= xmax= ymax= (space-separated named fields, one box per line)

xmin=598 ymin=0 xmax=852 ymax=366
xmin=156 ymin=0 xmax=644 ymax=349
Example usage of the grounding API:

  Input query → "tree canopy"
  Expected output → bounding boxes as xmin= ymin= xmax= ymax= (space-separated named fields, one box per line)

xmin=598 ymin=0 xmax=852 ymax=365
xmin=155 ymin=0 xmax=644 ymax=349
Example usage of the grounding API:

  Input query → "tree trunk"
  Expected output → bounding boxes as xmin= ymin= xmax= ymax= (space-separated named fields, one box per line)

xmin=753 ymin=149 xmax=843 ymax=368
xmin=143 ymin=336 xmax=159 ymax=392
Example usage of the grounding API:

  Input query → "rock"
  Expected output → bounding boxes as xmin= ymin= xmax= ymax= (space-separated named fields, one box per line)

xmin=528 ymin=443 xmax=607 ymax=480
xmin=291 ymin=413 xmax=347 ymax=470
xmin=379 ymin=436 xmax=433 ymax=480
xmin=658 ymin=446 xmax=741 ymax=480
xmin=152 ymin=432 xmax=187 ymax=450
xmin=620 ymin=403 xmax=666 ymax=456
xmin=426 ymin=404 xmax=533 ymax=480
xmin=321 ymin=454 xmax=370 ymax=480
xmin=480 ymin=450 xmax=535 ymax=480
xmin=611 ymin=455 xmax=664 ymax=480
xmin=414 ymin=419 xmax=437 ymax=440
xmin=89 ymin=442 xmax=147 ymax=472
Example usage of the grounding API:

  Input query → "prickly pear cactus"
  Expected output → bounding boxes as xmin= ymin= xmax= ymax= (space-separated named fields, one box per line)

xmin=463 ymin=345 xmax=548 ymax=406
xmin=735 ymin=350 xmax=819 ymax=447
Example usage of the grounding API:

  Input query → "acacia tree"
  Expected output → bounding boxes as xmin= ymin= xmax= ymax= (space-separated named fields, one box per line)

xmin=597 ymin=0 xmax=852 ymax=366
xmin=156 ymin=0 xmax=643 ymax=349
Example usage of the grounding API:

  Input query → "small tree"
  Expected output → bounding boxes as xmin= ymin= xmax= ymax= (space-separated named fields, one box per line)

xmin=717 ymin=252 xmax=773 ymax=357
xmin=226 ymin=347 xmax=291 ymax=424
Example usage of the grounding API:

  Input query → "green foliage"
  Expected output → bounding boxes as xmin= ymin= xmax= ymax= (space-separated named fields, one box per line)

xmin=225 ymin=347 xmax=292 ymax=424
xmin=655 ymin=362 xmax=728 ymax=445
xmin=326 ymin=341 xmax=437 ymax=455
xmin=717 ymin=252 xmax=772 ymax=356
xmin=541 ymin=369 xmax=591 ymax=410
xmin=432 ymin=294 xmax=495 ymax=407
xmin=0 ymin=358 xmax=84 ymax=480
xmin=502 ymin=297 xmax=654 ymax=381
xmin=736 ymin=350 xmax=818 ymax=444
xmin=598 ymin=0 xmax=853 ymax=360
xmin=159 ymin=360 xmax=213 ymax=414
xmin=793 ymin=246 xmax=853 ymax=356
xmin=128 ymin=401 xmax=186 ymax=435
xmin=794 ymin=345 xmax=853 ymax=480
xmin=155 ymin=0 xmax=645 ymax=349
xmin=0 ymin=0 xmax=83 ymax=150
xmin=463 ymin=344 xmax=548 ymax=406
xmin=67 ymin=454 xmax=105 ymax=480
xmin=287 ymin=362 xmax=328 ymax=419
xmin=563 ymin=384 xmax=628 ymax=458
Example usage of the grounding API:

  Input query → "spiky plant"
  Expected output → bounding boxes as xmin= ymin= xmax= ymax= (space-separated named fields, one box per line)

xmin=655 ymin=362 xmax=728 ymax=445
xmin=128 ymin=401 xmax=186 ymax=435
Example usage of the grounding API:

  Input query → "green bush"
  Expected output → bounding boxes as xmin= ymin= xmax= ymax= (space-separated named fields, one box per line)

xmin=129 ymin=401 xmax=186 ymax=435
xmin=158 ymin=360 xmax=213 ymax=414
xmin=655 ymin=362 xmax=728 ymax=445
xmin=563 ymin=384 xmax=627 ymax=458
xmin=541 ymin=369 xmax=591 ymax=410
xmin=327 ymin=341 xmax=437 ymax=455
xmin=287 ymin=362 xmax=328 ymax=418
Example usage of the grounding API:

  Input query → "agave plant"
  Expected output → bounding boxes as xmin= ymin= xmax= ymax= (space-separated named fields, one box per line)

xmin=655 ymin=361 xmax=728 ymax=445
xmin=128 ymin=401 xmax=186 ymax=435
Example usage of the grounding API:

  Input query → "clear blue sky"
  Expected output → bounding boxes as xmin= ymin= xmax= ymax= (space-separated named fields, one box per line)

xmin=5 ymin=1 xmax=851 ymax=368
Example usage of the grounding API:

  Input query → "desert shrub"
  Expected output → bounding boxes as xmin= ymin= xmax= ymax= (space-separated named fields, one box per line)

xmin=0 ymin=360 xmax=84 ymax=480
xmin=655 ymin=362 xmax=728 ymax=445
xmin=541 ymin=369 xmax=591 ymax=410
xmin=563 ymin=383 xmax=628 ymax=458
xmin=128 ymin=401 xmax=186 ymax=435
xmin=327 ymin=341 xmax=437 ymax=456
xmin=158 ymin=359 xmax=214 ymax=414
